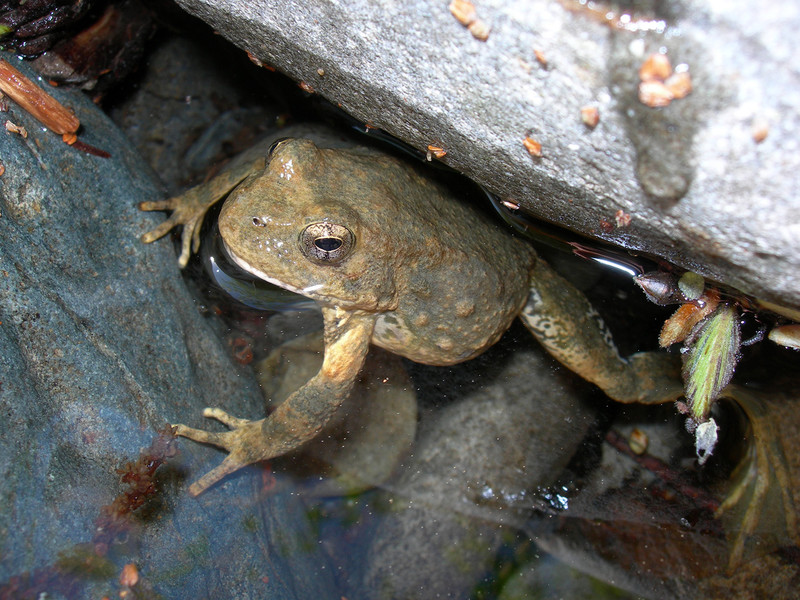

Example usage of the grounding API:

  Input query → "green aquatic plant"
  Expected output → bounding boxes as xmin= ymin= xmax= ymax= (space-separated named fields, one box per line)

xmin=682 ymin=304 xmax=741 ymax=425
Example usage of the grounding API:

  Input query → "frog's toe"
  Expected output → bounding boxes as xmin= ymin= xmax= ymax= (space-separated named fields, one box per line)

xmin=173 ymin=422 xmax=230 ymax=447
xmin=140 ymin=218 xmax=179 ymax=244
xmin=187 ymin=454 xmax=252 ymax=497
xmin=202 ymin=407 xmax=251 ymax=428
xmin=138 ymin=199 xmax=174 ymax=212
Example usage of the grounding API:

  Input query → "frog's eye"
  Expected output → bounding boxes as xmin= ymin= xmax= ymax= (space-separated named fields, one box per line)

xmin=267 ymin=137 xmax=290 ymax=160
xmin=299 ymin=222 xmax=355 ymax=264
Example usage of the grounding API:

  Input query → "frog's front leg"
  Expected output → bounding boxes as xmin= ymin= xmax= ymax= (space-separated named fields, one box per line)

xmin=521 ymin=259 xmax=683 ymax=404
xmin=175 ymin=307 xmax=376 ymax=496
xmin=139 ymin=154 xmax=265 ymax=267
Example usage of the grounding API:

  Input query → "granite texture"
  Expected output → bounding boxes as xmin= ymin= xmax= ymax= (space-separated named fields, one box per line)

xmin=173 ymin=0 xmax=800 ymax=310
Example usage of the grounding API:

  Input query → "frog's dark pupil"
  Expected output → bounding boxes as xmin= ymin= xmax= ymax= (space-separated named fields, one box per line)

xmin=315 ymin=237 xmax=343 ymax=252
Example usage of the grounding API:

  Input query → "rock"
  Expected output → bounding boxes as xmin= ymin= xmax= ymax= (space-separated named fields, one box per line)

xmin=172 ymin=0 xmax=800 ymax=310
xmin=353 ymin=328 xmax=597 ymax=599
xmin=108 ymin=34 xmax=281 ymax=194
xmin=0 ymin=54 xmax=337 ymax=599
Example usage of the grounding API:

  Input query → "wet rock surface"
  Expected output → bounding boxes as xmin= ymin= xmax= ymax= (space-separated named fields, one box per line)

xmin=0 ymin=55 xmax=337 ymax=599
xmin=172 ymin=0 xmax=800 ymax=310
xmin=353 ymin=327 xmax=598 ymax=599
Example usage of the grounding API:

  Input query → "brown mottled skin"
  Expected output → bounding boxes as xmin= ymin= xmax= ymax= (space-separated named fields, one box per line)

xmin=141 ymin=138 xmax=683 ymax=496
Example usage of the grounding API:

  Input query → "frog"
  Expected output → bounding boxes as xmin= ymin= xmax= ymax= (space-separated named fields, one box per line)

xmin=139 ymin=136 xmax=685 ymax=498
xmin=141 ymin=134 xmax=800 ymax=567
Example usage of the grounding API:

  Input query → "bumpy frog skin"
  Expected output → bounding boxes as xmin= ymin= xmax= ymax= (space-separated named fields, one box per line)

xmin=140 ymin=138 xmax=686 ymax=496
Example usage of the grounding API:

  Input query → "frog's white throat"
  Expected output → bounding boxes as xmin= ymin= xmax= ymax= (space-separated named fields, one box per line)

xmin=222 ymin=239 xmax=322 ymax=299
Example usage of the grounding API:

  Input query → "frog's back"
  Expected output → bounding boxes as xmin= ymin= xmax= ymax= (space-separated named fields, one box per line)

xmin=368 ymin=157 xmax=537 ymax=366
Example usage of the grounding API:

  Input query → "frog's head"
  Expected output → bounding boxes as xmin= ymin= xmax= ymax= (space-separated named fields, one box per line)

xmin=218 ymin=138 xmax=400 ymax=312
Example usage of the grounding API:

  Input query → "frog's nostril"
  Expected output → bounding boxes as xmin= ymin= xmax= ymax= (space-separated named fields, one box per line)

xmin=252 ymin=217 xmax=266 ymax=227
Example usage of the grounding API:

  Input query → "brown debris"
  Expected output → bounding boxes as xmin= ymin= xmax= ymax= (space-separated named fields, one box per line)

xmin=523 ymin=136 xmax=542 ymax=158
xmin=665 ymin=70 xmax=692 ymax=99
xmin=298 ymin=80 xmax=315 ymax=94
xmin=0 ymin=59 xmax=80 ymax=135
xmin=614 ymin=209 xmax=631 ymax=227
xmin=628 ymin=428 xmax=649 ymax=455
xmin=659 ymin=288 xmax=720 ymax=347
xmin=5 ymin=119 xmax=27 ymax=138
xmin=449 ymin=0 xmax=490 ymax=41
xmin=637 ymin=53 xmax=692 ymax=108
xmin=426 ymin=144 xmax=447 ymax=161
xmin=119 ymin=563 xmax=139 ymax=587
xmin=449 ymin=0 xmax=477 ymax=25
xmin=581 ymin=105 xmax=600 ymax=128
xmin=229 ymin=336 xmax=254 ymax=365
xmin=639 ymin=52 xmax=672 ymax=82
xmin=751 ymin=117 xmax=769 ymax=143
xmin=467 ymin=19 xmax=490 ymax=41
xmin=638 ymin=80 xmax=674 ymax=108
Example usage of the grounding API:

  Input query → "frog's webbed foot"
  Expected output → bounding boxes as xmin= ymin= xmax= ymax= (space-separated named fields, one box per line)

xmin=139 ymin=188 xmax=210 ymax=267
xmin=713 ymin=386 xmax=799 ymax=571
xmin=177 ymin=309 xmax=376 ymax=496
xmin=138 ymin=155 xmax=264 ymax=267
xmin=174 ymin=409 xmax=273 ymax=496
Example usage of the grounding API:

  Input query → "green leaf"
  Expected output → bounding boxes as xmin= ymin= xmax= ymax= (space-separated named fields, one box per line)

xmin=682 ymin=304 xmax=741 ymax=422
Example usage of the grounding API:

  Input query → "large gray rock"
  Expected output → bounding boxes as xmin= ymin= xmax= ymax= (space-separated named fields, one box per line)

xmin=0 ymin=54 xmax=337 ymax=599
xmin=173 ymin=0 xmax=800 ymax=310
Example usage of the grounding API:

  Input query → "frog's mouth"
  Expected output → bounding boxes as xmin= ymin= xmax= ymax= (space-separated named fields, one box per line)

xmin=221 ymin=237 xmax=324 ymax=299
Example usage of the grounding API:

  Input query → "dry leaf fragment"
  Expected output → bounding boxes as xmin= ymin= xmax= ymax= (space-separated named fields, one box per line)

xmin=639 ymin=53 xmax=672 ymax=82
xmin=0 ymin=59 xmax=79 ymax=135
xmin=246 ymin=51 xmax=264 ymax=67
xmin=0 ymin=163 xmax=5 ymax=177
xmin=468 ymin=19 xmax=490 ymax=41
xmin=449 ymin=0 xmax=477 ymax=26
xmin=580 ymin=105 xmax=600 ymax=128
xmin=426 ymin=144 xmax=447 ymax=161
xmin=523 ymin=136 xmax=542 ymax=157
xmin=638 ymin=80 xmax=674 ymax=108
xmin=5 ymin=120 xmax=27 ymax=138
xmin=751 ymin=117 xmax=769 ymax=143
xmin=501 ymin=199 xmax=520 ymax=211
xmin=534 ymin=49 xmax=547 ymax=67
xmin=449 ymin=0 xmax=490 ymax=41
xmin=628 ymin=428 xmax=648 ymax=455
xmin=659 ymin=288 xmax=720 ymax=347
xmin=768 ymin=324 xmax=800 ymax=349
xmin=664 ymin=70 xmax=692 ymax=99
xmin=298 ymin=81 xmax=315 ymax=94
xmin=637 ymin=54 xmax=692 ymax=107
xmin=119 ymin=563 xmax=139 ymax=587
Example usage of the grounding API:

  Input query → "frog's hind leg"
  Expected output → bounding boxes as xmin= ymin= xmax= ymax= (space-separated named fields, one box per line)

xmin=520 ymin=259 xmax=683 ymax=405
xmin=714 ymin=386 xmax=799 ymax=571
xmin=174 ymin=308 xmax=376 ymax=496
